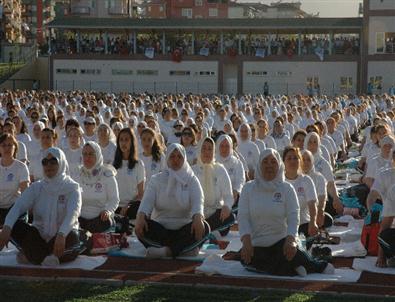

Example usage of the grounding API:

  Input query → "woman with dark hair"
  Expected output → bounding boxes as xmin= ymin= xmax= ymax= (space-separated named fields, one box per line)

xmin=77 ymin=141 xmax=119 ymax=233
xmin=47 ymin=105 xmax=57 ymax=129
xmin=180 ymin=126 xmax=198 ymax=166
xmin=271 ymin=118 xmax=291 ymax=154
xmin=0 ymin=133 xmax=29 ymax=225
xmin=114 ymin=128 xmax=145 ymax=220
xmin=97 ymin=123 xmax=117 ymax=165
xmin=12 ymin=116 xmax=31 ymax=145
xmin=283 ymin=147 xmax=319 ymax=239
xmin=140 ymin=127 xmax=166 ymax=182
xmin=2 ymin=122 xmax=28 ymax=163
xmin=291 ymin=130 xmax=307 ymax=150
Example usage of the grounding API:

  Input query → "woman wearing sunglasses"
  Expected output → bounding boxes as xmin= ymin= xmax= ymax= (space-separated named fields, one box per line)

xmin=0 ymin=147 xmax=82 ymax=266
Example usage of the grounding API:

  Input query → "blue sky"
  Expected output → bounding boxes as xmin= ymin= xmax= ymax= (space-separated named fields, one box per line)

xmin=256 ymin=0 xmax=362 ymax=17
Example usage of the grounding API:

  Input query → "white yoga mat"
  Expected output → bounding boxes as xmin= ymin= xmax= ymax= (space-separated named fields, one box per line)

xmin=313 ymin=240 xmax=366 ymax=258
xmin=327 ymin=224 xmax=362 ymax=243
xmin=353 ymin=257 xmax=395 ymax=275
xmin=108 ymin=237 xmax=226 ymax=261
xmin=196 ymin=255 xmax=361 ymax=283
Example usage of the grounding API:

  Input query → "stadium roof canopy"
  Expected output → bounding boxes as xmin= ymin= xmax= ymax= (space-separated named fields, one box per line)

xmin=47 ymin=17 xmax=363 ymax=32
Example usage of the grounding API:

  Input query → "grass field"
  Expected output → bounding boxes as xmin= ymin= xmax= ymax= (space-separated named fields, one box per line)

xmin=1 ymin=281 xmax=394 ymax=302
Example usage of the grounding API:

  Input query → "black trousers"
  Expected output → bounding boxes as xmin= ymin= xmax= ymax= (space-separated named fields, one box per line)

xmin=138 ymin=219 xmax=210 ymax=258
xmin=206 ymin=209 xmax=235 ymax=236
xmin=10 ymin=220 xmax=81 ymax=265
xmin=79 ymin=216 xmax=115 ymax=233
xmin=378 ymin=228 xmax=395 ymax=259
xmin=0 ymin=207 xmax=28 ymax=227
xmin=241 ymin=238 xmax=328 ymax=276
xmin=115 ymin=201 xmax=141 ymax=220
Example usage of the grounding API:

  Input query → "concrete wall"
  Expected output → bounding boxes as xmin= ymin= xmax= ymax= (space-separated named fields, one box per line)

xmin=52 ymin=59 xmax=218 ymax=93
xmin=368 ymin=16 xmax=395 ymax=55
xmin=369 ymin=0 xmax=395 ymax=10
xmin=243 ymin=61 xmax=358 ymax=95
xmin=368 ymin=61 xmax=395 ymax=93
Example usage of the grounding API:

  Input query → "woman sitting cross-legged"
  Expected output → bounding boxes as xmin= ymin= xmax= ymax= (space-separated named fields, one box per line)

xmin=0 ymin=148 xmax=82 ymax=266
xmin=193 ymin=137 xmax=235 ymax=237
xmin=76 ymin=141 xmax=120 ymax=233
xmin=135 ymin=143 xmax=210 ymax=259
xmin=238 ymin=148 xmax=334 ymax=276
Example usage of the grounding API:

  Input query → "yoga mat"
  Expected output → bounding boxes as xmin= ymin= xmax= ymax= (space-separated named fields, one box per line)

xmin=353 ymin=257 xmax=395 ymax=275
xmin=313 ymin=240 xmax=367 ymax=258
xmin=196 ymin=255 xmax=361 ymax=283
xmin=108 ymin=237 xmax=226 ymax=262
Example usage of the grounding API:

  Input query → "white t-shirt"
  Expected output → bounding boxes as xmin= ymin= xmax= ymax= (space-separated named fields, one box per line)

xmin=314 ymin=156 xmax=334 ymax=182
xmin=115 ymin=159 xmax=146 ymax=207
xmin=17 ymin=141 xmax=27 ymax=162
xmin=0 ymin=159 xmax=29 ymax=209
xmin=140 ymin=153 xmax=166 ymax=182
xmin=101 ymin=141 xmax=116 ymax=165
xmin=237 ymin=140 xmax=260 ymax=173
xmin=366 ymin=155 xmax=391 ymax=180
xmin=63 ymin=147 xmax=82 ymax=180
xmin=371 ymin=168 xmax=395 ymax=200
xmin=286 ymin=175 xmax=317 ymax=225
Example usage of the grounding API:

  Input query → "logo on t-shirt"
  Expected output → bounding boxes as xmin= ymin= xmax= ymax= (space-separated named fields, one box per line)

xmin=229 ymin=168 xmax=234 ymax=175
xmin=58 ymin=194 xmax=66 ymax=204
xmin=273 ymin=192 xmax=282 ymax=203
xmin=248 ymin=151 xmax=252 ymax=157
xmin=95 ymin=183 xmax=103 ymax=192
xmin=297 ymin=187 xmax=305 ymax=197
xmin=6 ymin=173 xmax=14 ymax=181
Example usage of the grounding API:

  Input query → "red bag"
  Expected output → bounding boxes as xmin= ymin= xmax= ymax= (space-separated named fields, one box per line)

xmin=90 ymin=233 xmax=128 ymax=255
xmin=361 ymin=223 xmax=380 ymax=256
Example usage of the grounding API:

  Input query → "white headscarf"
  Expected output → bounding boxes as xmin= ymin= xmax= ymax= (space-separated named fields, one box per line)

xmin=196 ymin=137 xmax=217 ymax=204
xmin=165 ymin=143 xmax=195 ymax=207
xmin=254 ymin=148 xmax=285 ymax=193
xmin=304 ymin=132 xmax=322 ymax=163
xmin=80 ymin=141 xmax=115 ymax=185
xmin=237 ymin=123 xmax=252 ymax=142
xmin=216 ymin=134 xmax=239 ymax=165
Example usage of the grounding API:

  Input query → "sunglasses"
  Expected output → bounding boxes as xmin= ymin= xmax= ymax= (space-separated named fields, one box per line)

xmin=182 ymin=132 xmax=192 ymax=137
xmin=84 ymin=122 xmax=95 ymax=125
xmin=41 ymin=157 xmax=59 ymax=166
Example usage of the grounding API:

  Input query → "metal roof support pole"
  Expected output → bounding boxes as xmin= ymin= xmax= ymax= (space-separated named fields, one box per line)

xmin=329 ymin=31 xmax=334 ymax=55
xmin=76 ymin=30 xmax=81 ymax=54
xmin=48 ymin=30 xmax=52 ymax=54
xmin=220 ymin=31 xmax=224 ymax=55
xmin=238 ymin=32 xmax=241 ymax=55
xmin=297 ymin=32 xmax=301 ymax=56
xmin=191 ymin=31 xmax=195 ymax=55
xmin=267 ymin=32 xmax=271 ymax=56
xmin=133 ymin=30 xmax=137 ymax=54
xmin=162 ymin=31 xmax=166 ymax=55
xmin=104 ymin=31 xmax=108 ymax=54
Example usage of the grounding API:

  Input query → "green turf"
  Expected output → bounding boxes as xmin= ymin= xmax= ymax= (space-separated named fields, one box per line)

xmin=0 ymin=281 xmax=394 ymax=302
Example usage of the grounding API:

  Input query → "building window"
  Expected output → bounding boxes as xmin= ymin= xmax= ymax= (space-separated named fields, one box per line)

xmin=56 ymin=69 xmax=77 ymax=74
xmin=112 ymin=69 xmax=133 ymax=75
xmin=148 ymin=6 xmax=151 ymax=12
xmin=80 ymin=69 xmax=101 ymax=75
xmin=208 ymin=8 xmax=218 ymax=17
xmin=195 ymin=0 xmax=203 ymax=6
xmin=340 ymin=77 xmax=353 ymax=89
xmin=198 ymin=71 xmax=215 ymax=76
xmin=159 ymin=6 xmax=164 ymax=12
xmin=91 ymin=0 xmax=96 ymax=8
xmin=137 ymin=70 xmax=158 ymax=76
xmin=181 ymin=8 xmax=193 ymax=18
xmin=246 ymin=71 xmax=267 ymax=76
xmin=170 ymin=70 xmax=191 ymax=76
xmin=276 ymin=71 xmax=292 ymax=77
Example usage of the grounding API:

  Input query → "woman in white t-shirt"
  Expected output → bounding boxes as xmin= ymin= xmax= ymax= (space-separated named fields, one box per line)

xmin=2 ymin=122 xmax=27 ymax=164
xmin=113 ymin=128 xmax=145 ymax=220
xmin=180 ymin=126 xmax=198 ymax=166
xmin=63 ymin=127 xmax=83 ymax=180
xmin=256 ymin=119 xmax=277 ymax=150
xmin=97 ymin=123 xmax=117 ymax=166
xmin=193 ymin=137 xmax=235 ymax=237
xmin=283 ymin=146 xmax=318 ymax=239
xmin=140 ymin=128 xmax=166 ymax=182
xmin=237 ymin=123 xmax=260 ymax=180
xmin=301 ymin=150 xmax=333 ymax=229
xmin=0 ymin=133 xmax=30 ymax=225
xmin=12 ymin=116 xmax=31 ymax=146
xmin=304 ymin=132 xmax=343 ymax=217
xmin=271 ymin=118 xmax=291 ymax=154
xmin=77 ymin=141 xmax=119 ymax=233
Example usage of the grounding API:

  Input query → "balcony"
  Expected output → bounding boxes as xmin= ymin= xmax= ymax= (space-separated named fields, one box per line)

xmin=71 ymin=6 xmax=91 ymax=15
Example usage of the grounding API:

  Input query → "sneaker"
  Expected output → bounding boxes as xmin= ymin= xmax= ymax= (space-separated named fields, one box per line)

xmin=181 ymin=247 xmax=199 ymax=257
xmin=295 ymin=266 xmax=307 ymax=277
xmin=16 ymin=252 xmax=29 ymax=265
xmin=145 ymin=247 xmax=169 ymax=259
xmin=41 ymin=254 xmax=60 ymax=267
xmin=387 ymin=257 xmax=395 ymax=267
xmin=323 ymin=263 xmax=335 ymax=275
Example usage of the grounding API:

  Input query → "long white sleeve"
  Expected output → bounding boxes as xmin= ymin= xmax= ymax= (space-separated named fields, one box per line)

xmin=237 ymin=182 xmax=252 ymax=237
xmin=104 ymin=176 xmax=120 ymax=213
xmin=59 ymin=187 xmax=82 ymax=235
xmin=284 ymin=184 xmax=300 ymax=238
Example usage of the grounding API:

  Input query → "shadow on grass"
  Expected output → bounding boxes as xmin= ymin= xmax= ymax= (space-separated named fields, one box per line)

xmin=1 ymin=281 xmax=394 ymax=302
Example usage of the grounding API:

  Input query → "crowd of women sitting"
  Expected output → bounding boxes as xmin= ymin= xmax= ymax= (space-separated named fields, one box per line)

xmin=0 ymin=90 xmax=394 ymax=275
